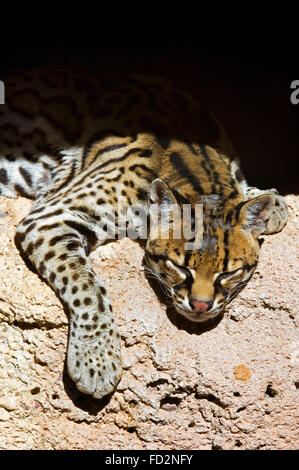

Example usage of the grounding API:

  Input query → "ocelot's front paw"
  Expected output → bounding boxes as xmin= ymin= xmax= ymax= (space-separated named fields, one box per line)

xmin=67 ymin=321 xmax=122 ymax=399
xmin=263 ymin=189 xmax=288 ymax=235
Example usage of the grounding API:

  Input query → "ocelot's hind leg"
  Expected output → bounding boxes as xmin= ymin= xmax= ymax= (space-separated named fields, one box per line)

xmin=245 ymin=186 xmax=288 ymax=235
xmin=15 ymin=205 xmax=122 ymax=399
xmin=0 ymin=155 xmax=53 ymax=199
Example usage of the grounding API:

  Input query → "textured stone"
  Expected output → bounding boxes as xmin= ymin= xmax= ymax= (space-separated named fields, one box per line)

xmin=0 ymin=194 xmax=298 ymax=450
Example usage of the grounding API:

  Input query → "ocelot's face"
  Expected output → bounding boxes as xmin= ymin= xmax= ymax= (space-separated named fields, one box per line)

xmin=146 ymin=179 xmax=275 ymax=323
xmin=145 ymin=224 xmax=260 ymax=323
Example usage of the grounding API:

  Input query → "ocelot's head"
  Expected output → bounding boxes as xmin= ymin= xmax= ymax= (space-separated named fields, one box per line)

xmin=145 ymin=179 xmax=274 ymax=323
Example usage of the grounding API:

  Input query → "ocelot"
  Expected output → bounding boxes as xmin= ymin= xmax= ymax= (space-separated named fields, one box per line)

xmin=0 ymin=69 xmax=288 ymax=399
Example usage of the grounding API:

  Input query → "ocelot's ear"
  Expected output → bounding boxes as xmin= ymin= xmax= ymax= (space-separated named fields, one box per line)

xmin=150 ymin=179 xmax=177 ymax=208
xmin=239 ymin=194 xmax=274 ymax=237
xmin=149 ymin=179 xmax=179 ymax=234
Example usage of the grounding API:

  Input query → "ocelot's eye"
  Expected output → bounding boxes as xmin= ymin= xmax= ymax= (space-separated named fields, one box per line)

xmin=165 ymin=260 xmax=192 ymax=284
xmin=166 ymin=259 xmax=191 ymax=277
xmin=218 ymin=268 xmax=243 ymax=279
xmin=217 ymin=268 xmax=244 ymax=285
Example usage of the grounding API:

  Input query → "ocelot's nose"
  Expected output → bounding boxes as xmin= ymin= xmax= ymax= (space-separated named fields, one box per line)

xmin=190 ymin=299 xmax=213 ymax=313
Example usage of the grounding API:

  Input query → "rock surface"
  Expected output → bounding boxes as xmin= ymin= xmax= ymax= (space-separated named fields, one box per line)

xmin=0 ymin=195 xmax=298 ymax=450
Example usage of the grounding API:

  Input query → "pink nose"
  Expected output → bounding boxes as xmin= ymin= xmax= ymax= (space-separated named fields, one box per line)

xmin=190 ymin=300 xmax=213 ymax=313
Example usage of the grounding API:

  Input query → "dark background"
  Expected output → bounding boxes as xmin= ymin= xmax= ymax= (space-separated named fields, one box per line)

xmin=1 ymin=30 xmax=298 ymax=194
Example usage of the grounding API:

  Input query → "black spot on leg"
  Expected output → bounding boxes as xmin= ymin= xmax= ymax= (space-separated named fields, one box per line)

xmin=98 ymin=295 xmax=105 ymax=312
xmin=44 ymin=250 xmax=56 ymax=261
xmin=39 ymin=262 xmax=45 ymax=275
xmin=19 ymin=167 xmax=33 ymax=187
xmin=38 ymin=222 xmax=61 ymax=232
xmin=27 ymin=242 xmax=34 ymax=255
xmin=24 ymin=222 xmax=36 ymax=234
xmin=66 ymin=241 xmax=81 ymax=251
xmin=22 ymin=217 xmax=34 ymax=227
xmin=49 ymin=233 xmax=78 ymax=247
xmin=35 ymin=237 xmax=44 ymax=248
xmin=64 ymin=220 xmax=97 ymax=249
xmin=0 ymin=168 xmax=8 ymax=185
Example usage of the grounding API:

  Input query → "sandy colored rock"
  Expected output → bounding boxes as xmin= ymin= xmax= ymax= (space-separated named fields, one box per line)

xmin=0 ymin=194 xmax=298 ymax=450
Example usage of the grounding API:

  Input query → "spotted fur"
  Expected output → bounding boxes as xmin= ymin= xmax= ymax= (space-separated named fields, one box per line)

xmin=0 ymin=70 xmax=288 ymax=398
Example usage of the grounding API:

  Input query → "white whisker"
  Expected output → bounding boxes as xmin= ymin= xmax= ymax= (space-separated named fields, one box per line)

xmin=143 ymin=259 xmax=172 ymax=300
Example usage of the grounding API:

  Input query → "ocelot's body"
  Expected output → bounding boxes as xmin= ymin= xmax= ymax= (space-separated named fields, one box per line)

xmin=0 ymin=70 xmax=288 ymax=399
